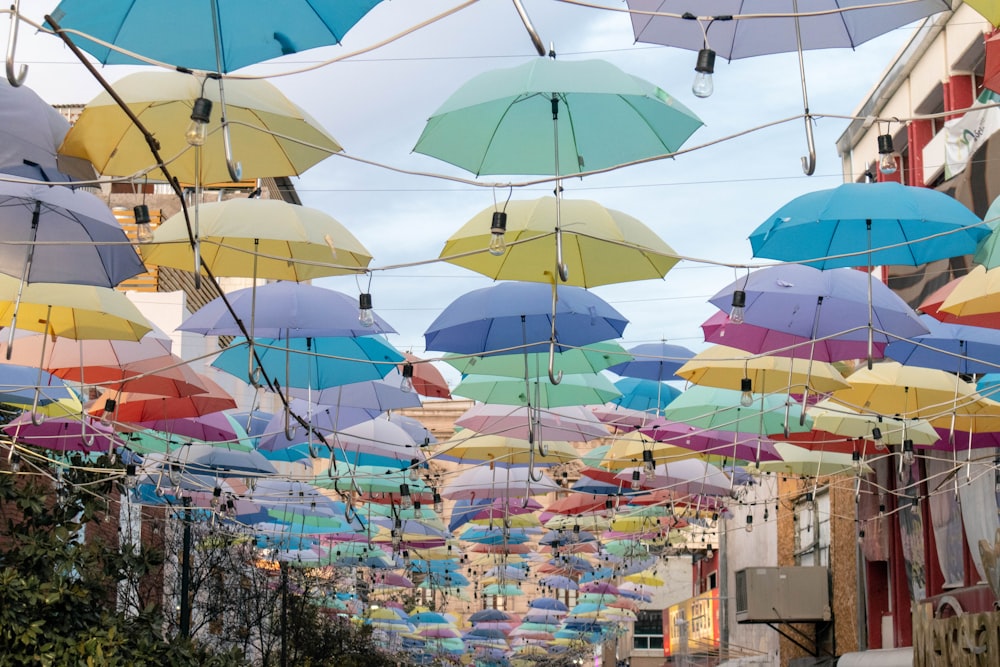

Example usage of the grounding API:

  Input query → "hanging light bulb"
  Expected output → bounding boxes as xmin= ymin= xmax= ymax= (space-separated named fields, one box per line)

xmin=211 ymin=486 xmax=222 ymax=509
xmin=852 ymin=450 xmax=862 ymax=472
xmin=740 ymin=377 xmax=754 ymax=407
xmin=185 ymin=97 xmax=212 ymax=146
xmin=8 ymin=450 xmax=20 ymax=473
xmin=133 ymin=205 xmax=154 ymax=244
xmin=692 ymin=48 xmax=716 ymax=98
xmin=413 ymin=500 xmax=423 ymax=519
xmin=804 ymin=491 xmax=815 ymax=513
xmin=399 ymin=483 xmax=413 ymax=510
xmin=100 ymin=398 xmax=117 ymax=426
xmin=400 ymin=362 xmax=415 ymax=393
xmin=408 ymin=458 xmax=421 ymax=482
xmin=358 ymin=293 xmax=375 ymax=328
xmin=871 ymin=426 xmax=886 ymax=451
xmin=730 ymin=289 xmax=746 ymax=325
xmin=433 ymin=490 xmax=444 ymax=515
xmin=605 ymin=496 xmax=616 ymax=520
xmin=901 ymin=439 xmax=915 ymax=466
xmin=877 ymin=133 xmax=899 ymax=175
xmin=488 ymin=211 xmax=508 ymax=256
xmin=124 ymin=463 xmax=137 ymax=489
xmin=642 ymin=449 xmax=656 ymax=480
xmin=745 ymin=514 xmax=754 ymax=533
xmin=857 ymin=529 xmax=866 ymax=545
xmin=391 ymin=529 xmax=401 ymax=550
xmin=630 ymin=469 xmax=642 ymax=491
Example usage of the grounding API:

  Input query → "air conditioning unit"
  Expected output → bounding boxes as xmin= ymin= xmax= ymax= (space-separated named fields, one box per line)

xmin=735 ymin=567 xmax=831 ymax=623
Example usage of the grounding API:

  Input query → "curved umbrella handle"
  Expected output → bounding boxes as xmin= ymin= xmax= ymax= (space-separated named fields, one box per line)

xmin=6 ymin=0 xmax=26 ymax=87
xmin=215 ymin=77 xmax=243 ymax=182
xmin=801 ymin=114 xmax=816 ymax=176
xmin=555 ymin=226 xmax=569 ymax=283
xmin=547 ymin=283 xmax=562 ymax=385
xmin=527 ymin=445 xmax=545 ymax=483
xmin=29 ymin=390 xmax=43 ymax=426
xmin=283 ymin=407 xmax=297 ymax=441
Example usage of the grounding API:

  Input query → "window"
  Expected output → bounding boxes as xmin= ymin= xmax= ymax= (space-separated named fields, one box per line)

xmin=633 ymin=609 xmax=663 ymax=651
xmin=795 ymin=488 xmax=830 ymax=567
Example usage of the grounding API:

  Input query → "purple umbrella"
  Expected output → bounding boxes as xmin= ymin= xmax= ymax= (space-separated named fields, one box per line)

xmin=639 ymin=419 xmax=783 ymax=463
xmin=3 ymin=413 xmax=123 ymax=452
xmin=288 ymin=371 xmax=421 ymax=412
xmin=256 ymin=399 xmax=379 ymax=452
xmin=137 ymin=411 xmax=241 ymax=443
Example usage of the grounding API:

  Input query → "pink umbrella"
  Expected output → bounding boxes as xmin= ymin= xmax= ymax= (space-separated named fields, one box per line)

xmin=455 ymin=404 xmax=609 ymax=442
xmin=137 ymin=410 xmax=241 ymax=443
xmin=639 ymin=419 xmax=783 ymax=463
xmin=418 ymin=627 xmax=461 ymax=639
xmin=580 ymin=581 xmax=619 ymax=596
xmin=3 ymin=413 xmax=123 ymax=452
xmin=441 ymin=465 xmax=561 ymax=500
xmin=701 ymin=310 xmax=887 ymax=362
xmin=614 ymin=459 xmax=732 ymax=496
xmin=591 ymin=405 xmax=658 ymax=431
xmin=375 ymin=572 xmax=414 ymax=589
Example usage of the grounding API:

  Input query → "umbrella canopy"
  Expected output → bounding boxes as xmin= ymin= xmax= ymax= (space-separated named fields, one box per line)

xmin=917 ymin=275 xmax=1000 ymax=329
xmin=93 ymin=373 xmax=237 ymax=423
xmin=440 ymin=197 xmax=679 ymax=287
xmin=610 ymin=377 xmax=682 ymax=414
xmin=164 ymin=443 xmax=277 ymax=478
xmin=256 ymin=399 xmax=378 ymax=452
xmin=3 ymin=414 xmax=123 ymax=453
xmin=60 ymin=71 xmax=341 ymax=184
xmin=709 ymin=264 xmax=928 ymax=343
xmin=141 ymin=199 xmax=372 ymax=281
xmin=424 ymin=281 xmax=628 ymax=355
xmin=453 ymin=373 xmax=621 ymax=408
xmin=438 ymin=432 xmax=579 ymax=466
xmin=829 ymin=362 xmax=981 ymax=419
xmin=637 ymin=421 xmax=784 ymax=464
xmin=628 ymin=0 xmax=950 ymax=60
xmin=288 ymin=373 xmax=420 ymax=413
xmin=441 ymin=465 xmax=562 ymax=500
xmin=455 ymin=404 xmax=610 ymax=442
xmin=606 ymin=341 xmax=694 ymax=381
xmin=212 ymin=335 xmax=403 ymax=389
xmin=676 ymin=345 xmax=851 ymax=395
xmin=660 ymin=385 xmax=813 ymax=435
xmin=700 ymin=310 xmax=887 ymax=362
xmin=180 ymin=281 xmax=395 ymax=338
xmin=885 ymin=314 xmax=1000 ymax=374
xmin=748 ymin=181 xmax=985 ymax=269
xmin=757 ymin=442 xmax=872 ymax=477
xmin=939 ymin=265 xmax=1000 ymax=318
xmin=0 ymin=363 xmax=77 ymax=406
xmin=0 ymin=277 xmax=152 ymax=341
xmin=414 ymin=57 xmax=701 ymax=177
xmin=400 ymin=352 xmax=452 ymax=399
xmin=0 ymin=180 xmax=145 ymax=287
xmin=799 ymin=399 xmax=940 ymax=447
xmin=444 ymin=341 xmax=628 ymax=378
xmin=46 ymin=0 xmax=383 ymax=72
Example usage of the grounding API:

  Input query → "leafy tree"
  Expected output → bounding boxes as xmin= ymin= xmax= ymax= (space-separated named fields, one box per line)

xmin=0 ymin=454 xmax=247 ymax=666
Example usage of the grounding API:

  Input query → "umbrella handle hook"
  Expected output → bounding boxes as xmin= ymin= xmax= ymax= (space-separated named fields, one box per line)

xmin=284 ymin=407 xmax=297 ymax=441
xmin=800 ymin=113 xmax=816 ymax=176
xmin=548 ymin=282 xmax=562 ymax=385
xmin=5 ymin=0 xmax=27 ymax=87
xmin=215 ymin=77 xmax=243 ymax=181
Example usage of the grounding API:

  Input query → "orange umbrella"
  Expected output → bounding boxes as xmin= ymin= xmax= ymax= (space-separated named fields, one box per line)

xmin=918 ymin=275 xmax=1000 ymax=329
xmin=400 ymin=352 xmax=451 ymax=399
xmin=91 ymin=373 xmax=236 ymax=424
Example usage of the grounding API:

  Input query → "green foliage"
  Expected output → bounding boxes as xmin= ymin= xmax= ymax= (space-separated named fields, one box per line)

xmin=0 ymin=458 xmax=248 ymax=666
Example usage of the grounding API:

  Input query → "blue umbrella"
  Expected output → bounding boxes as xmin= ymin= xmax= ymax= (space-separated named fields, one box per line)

xmin=885 ymin=314 xmax=1000 ymax=375
xmin=424 ymin=281 xmax=628 ymax=355
xmin=213 ymin=335 xmax=403 ymax=389
xmin=749 ymin=181 xmax=986 ymax=269
xmin=529 ymin=597 xmax=569 ymax=612
xmin=180 ymin=282 xmax=395 ymax=338
xmin=606 ymin=341 xmax=694 ymax=380
xmin=47 ymin=1 xmax=384 ymax=73
xmin=0 ymin=363 xmax=75 ymax=406
xmin=610 ymin=377 xmax=682 ymax=414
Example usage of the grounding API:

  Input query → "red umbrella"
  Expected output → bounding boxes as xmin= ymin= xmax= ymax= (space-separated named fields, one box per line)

xmin=400 ymin=352 xmax=451 ymax=399
xmin=91 ymin=374 xmax=236 ymax=424
xmin=918 ymin=275 xmax=1000 ymax=329
xmin=544 ymin=494 xmax=612 ymax=516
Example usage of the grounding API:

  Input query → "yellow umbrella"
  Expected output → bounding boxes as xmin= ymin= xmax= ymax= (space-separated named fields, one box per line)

xmin=602 ymin=431 xmax=696 ymax=471
xmin=808 ymin=399 xmax=940 ymax=446
xmin=675 ymin=345 xmax=851 ymax=395
xmin=757 ymin=442 xmax=872 ymax=476
xmin=438 ymin=432 xmax=579 ymax=466
xmin=140 ymin=198 xmax=371 ymax=280
xmin=544 ymin=513 xmax=610 ymax=532
xmin=939 ymin=265 xmax=1000 ymax=317
xmin=964 ymin=0 xmax=1000 ymax=27
xmin=59 ymin=71 xmax=341 ymax=184
xmin=469 ymin=513 xmax=540 ymax=529
xmin=0 ymin=276 xmax=152 ymax=341
xmin=439 ymin=196 xmax=679 ymax=288
xmin=829 ymin=362 xmax=980 ymax=420
xmin=928 ymin=396 xmax=1000 ymax=432
xmin=624 ymin=573 xmax=664 ymax=586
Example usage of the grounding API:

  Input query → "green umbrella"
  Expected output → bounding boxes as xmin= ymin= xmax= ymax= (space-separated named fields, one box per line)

xmin=414 ymin=57 xmax=702 ymax=177
xmin=453 ymin=373 xmax=621 ymax=408
xmin=483 ymin=583 xmax=524 ymax=597
xmin=660 ymin=386 xmax=813 ymax=436
xmin=444 ymin=341 xmax=630 ymax=378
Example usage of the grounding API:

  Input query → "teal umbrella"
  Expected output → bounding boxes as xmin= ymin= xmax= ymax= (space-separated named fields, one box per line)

xmin=414 ymin=57 xmax=702 ymax=177
xmin=661 ymin=385 xmax=813 ymax=436
xmin=443 ymin=341 xmax=629 ymax=377
xmin=452 ymin=373 xmax=621 ymax=408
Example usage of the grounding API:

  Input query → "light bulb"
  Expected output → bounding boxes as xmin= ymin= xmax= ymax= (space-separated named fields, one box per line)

xmin=211 ymin=486 xmax=222 ymax=509
xmin=877 ymin=133 xmax=898 ymax=175
xmin=740 ymin=377 xmax=754 ymax=407
xmin=358 ymin=293 xmax=375 ymax=328
xmin=399 ymin=483 xmax=413 ymax=510
xmin=730 ymin=289 xmax=746 ymax=325
xmin=433 ymin=491 xmax=444 ymax=515
xmin=901 ymin=439 xmax=915 ymax=466
xmin=400 ymin=363 xmax=415 ymax=393
xmin=413 ymin=501 xmax=423 ymax=519
xmin=642 ymin=449 xmax=655 ymax=479
xmin=408 ymin=458 xmax=420 ymax=482
xmin=123 ymin=463 xmax=137 ymax=489
xmin=100 ymin=398 xmax=116 ymax=427
xmin=8 ymin=451 xmax=20 ymax=473
xmin=692 ymin=48 xmax=715 ymax=98
xmin=185 ymin=97 xmax=212 ymax=146
xmin=630 ymin=469 xmax=642 ymax=491
xmin=488 ymin=211 xmax=507 ymax=256
xmin=852 ymin=450 xmax=862 ymax=472
xmin=804 ymin=491 xmax=815 ymax=513
xmin=134 ymin=205 xmax=154 ymax=244
xmin=872 ymin=426 xmax=886 ymax=451
xmin=605 ymin=497 xmax=615 ymax=519
xmin=745 ymin=515 xmax=754 ymax=533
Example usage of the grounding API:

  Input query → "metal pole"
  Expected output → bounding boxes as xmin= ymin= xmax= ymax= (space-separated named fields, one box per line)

xmin=179 ymin=497 xmax=192 ymax=637
xmin=280 ymin=562 xmax=289 ymax=667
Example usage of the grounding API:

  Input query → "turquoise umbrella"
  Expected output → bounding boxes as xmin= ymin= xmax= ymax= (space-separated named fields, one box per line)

xmin=661 ymin=385 xmax=812 ymax=436
xmin=453 ymin=373 xmax=621 ymax=408
xmin=443 ymin=341 xmax=629 ymax=377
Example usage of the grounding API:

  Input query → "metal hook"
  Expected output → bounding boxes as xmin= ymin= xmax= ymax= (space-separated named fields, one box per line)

xmin=216 ymin=78 xmax=243 ymax=182
xmin=800 ymin=114 xmax=816 ymax=176
xmin=6 ymin=0 xmax=27 ymax=87
xmin=547 ymin=282 xmax=562 ymax=385
xmin=283 ymin=407 xmax=297 ymax=441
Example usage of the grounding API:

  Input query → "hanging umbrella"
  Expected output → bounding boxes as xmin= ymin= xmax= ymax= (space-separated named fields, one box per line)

xmin=59 ymin=71 xmax=341 ymax=184
xmin=142 ymin=199 xmax=372 ymax=281
xmin=380 ymin=413 xmax=437 ymax=446
xmin=917 ymin=275 xmax=1000 ymax=329
xmin=453 ymin=373 xmax=621 ymax=408
xmin=660 ymin=385 xmax=813 ymax=435
xmin=676 ymin=345 xmax=851 ymax=395
xmin=609 ymin=377 xmax=681 ymax=414
xmin=885 ymin=314 xmax=1000 ymax=374
xmin=180 ymin=281 xmax=395 ymax=337
xmin=0 ymin=363 xmax=77 ymax=406
xmin=441 ymin=465 xmax=561 ymax=500
xmin=164 ymin=442 xmax=277 ymax=478
xmin=400 ymin=352 xmax=451 ymax=399
xmin=0 ymin=180 xmax=145 ymax=288
xmin=627 ymin=0 xmax=949 ymax=173
xmin=638 ymin=419 xmax=783 ymax=463
xmin=212 ymin=335 xmax=403 ymax=389
xmin=3 ymin=413 xmax=123 ymax=453
xmin=256 ymin=399 xmax=378 ymax=452
xmin=440 ymin=197 xmax=679 ymax=287
xmin=615 ymin=459 xmax=732 ymax=496
xmin=455 ymin=404 xmax=609 ymax=442
xmin=829 ymin=362 xmax=981 ymax=420
xmin=46 ymin=0 xmax=383 ymax=72
xmin=135 ymin=411 xmax=246 ymax=444
xmin=939 ymin=265 xmax=1000 ymax=318
xmin=605 ymin=341 xmax=694 ymax=381
xmin=444 ymin=341 xmax=628 ymax=378
xmin=288 ymin=373 xmax=421 ymax=413
xmin=700 ymin=310 xmax=887 ymax=362
xmin=757 ymin=442 xmax=872 ymax=477
xmin=438 ymin=432 xmax=579 ymax=466
xmin=794 ymin=399 xmax=939 ymax=447
xmin=93 ymin=373 xmax=236 ymax=424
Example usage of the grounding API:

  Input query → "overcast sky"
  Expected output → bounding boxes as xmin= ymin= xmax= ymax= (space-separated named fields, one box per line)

xmin=8 ymin=0 xmax=922 ymax=384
